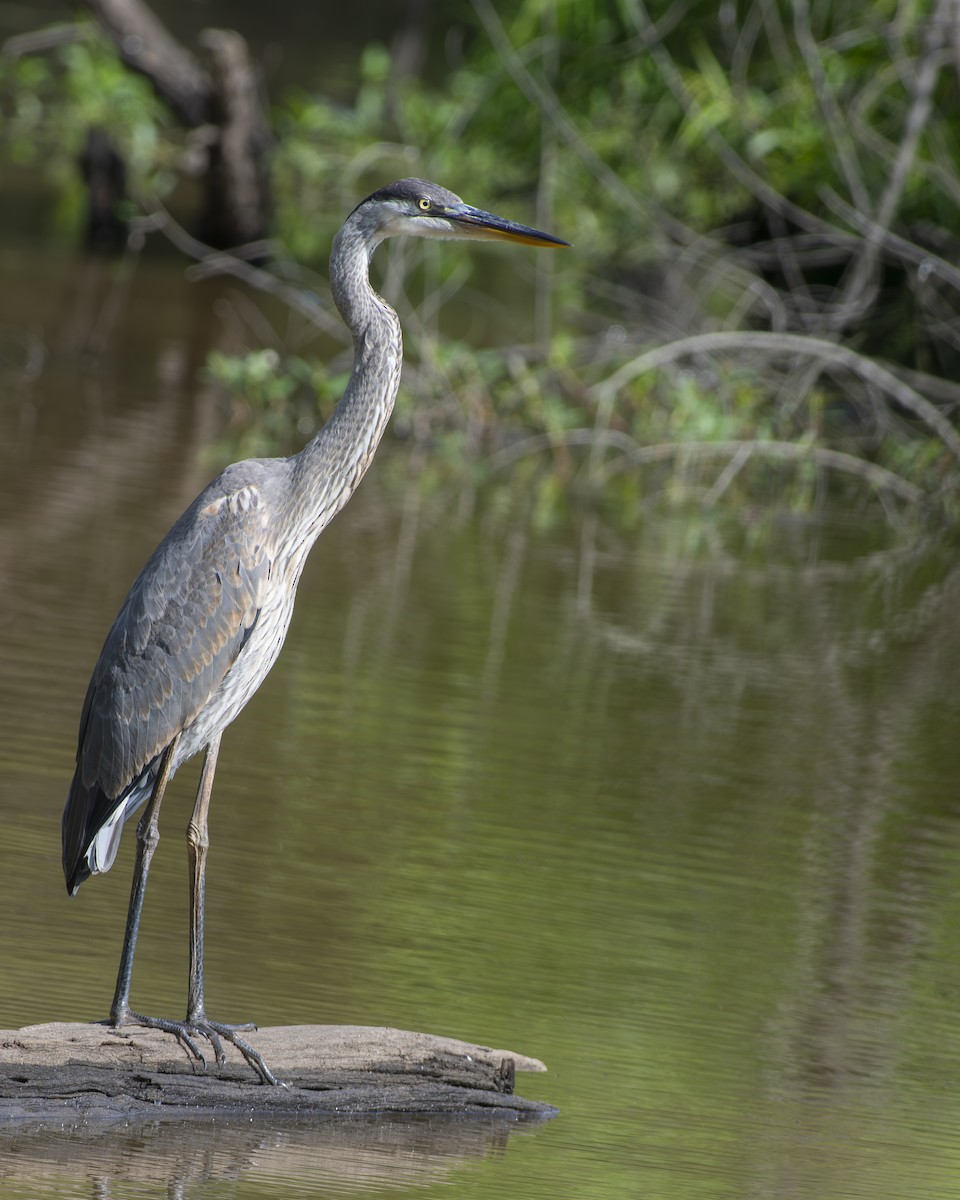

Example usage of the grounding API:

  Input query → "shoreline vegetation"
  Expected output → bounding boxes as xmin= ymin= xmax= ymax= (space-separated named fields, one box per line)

xmin=3 ymin=0 xmax=960 ymax=533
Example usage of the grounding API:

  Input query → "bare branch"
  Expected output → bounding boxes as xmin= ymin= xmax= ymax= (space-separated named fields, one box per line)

xmin=469 ymin=0 xmax=664 ymax=233
xmin=626 ymin=0 xmax=846 ymax=241
xmin=82 ymin=0 xmax=211 ymax=126
xmin=487 ymin=429 xmax=926 ymax=504
xmin=590 ymin=330 xmax=960 ymax=465
xmin=948 ymin=0 xmax=960 ymax=90
xmin=822 ymin=187 xmax=960 ymax=294
xmin=830 ymin=0 xmax=951 ymax=327
xmin=791 ymin=0 xmax=871 ymax=213
xmin=141 ymin=208 xmax=345 ymax=339
xmin=1 ymin=23 xmax=94 ymax=58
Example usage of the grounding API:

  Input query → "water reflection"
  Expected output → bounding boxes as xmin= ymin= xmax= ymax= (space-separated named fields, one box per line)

xmin=3 ymin=1115 xmax=539 ymax=1197
xmin=3 ymin=236 xmax=960 ymax=1199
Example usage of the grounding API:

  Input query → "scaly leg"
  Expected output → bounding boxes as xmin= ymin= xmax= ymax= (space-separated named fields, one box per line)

xmin=184 ymin=733 xmax=280 ymax=1086
xmin=110 ymin=735 xmax=179 ymax=1025
xmin=110 ymin=734 xmax=279 ymax=1085
xmin=110 ymin=734 xmax=212 ymax=1066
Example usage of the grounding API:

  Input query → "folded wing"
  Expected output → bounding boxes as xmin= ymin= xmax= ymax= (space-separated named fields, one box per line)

xmin=62 ymin=478 xmax=274 ymax=893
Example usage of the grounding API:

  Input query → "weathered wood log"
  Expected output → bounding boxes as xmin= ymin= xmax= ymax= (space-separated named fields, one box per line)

xmin=197 ymin=29 xmax=272 ymax=248
xmin=0 ymin=1023 xmax=556 ymax=1123
xmin=81 ymin=0 xmax=272 ymax=246
xmin=79 ymin=127 xmax=129 ymax=252
xmin=84 ymin=0 xmax=212 ymax=126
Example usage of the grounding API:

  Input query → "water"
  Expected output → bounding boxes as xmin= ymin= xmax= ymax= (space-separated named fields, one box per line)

xmin=3 ymin=225 xmax=960 ymax=1199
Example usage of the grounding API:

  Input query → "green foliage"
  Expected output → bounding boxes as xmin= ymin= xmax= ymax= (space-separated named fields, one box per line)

xmin=3 ymin=0 xmax=958 ymax=527
xmin=205 ymin=349 xmax=344 ymax=460
xmin=0 ymin=27 xmax=172 ymax=198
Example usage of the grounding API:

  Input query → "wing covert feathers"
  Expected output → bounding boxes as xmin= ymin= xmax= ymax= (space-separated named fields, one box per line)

xmin=62 ymin=476 xmax=274 ymax=888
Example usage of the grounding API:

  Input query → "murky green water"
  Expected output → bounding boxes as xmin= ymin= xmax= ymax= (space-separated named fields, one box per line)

xmin=4 ymin=224 xmax=960 ymax=1199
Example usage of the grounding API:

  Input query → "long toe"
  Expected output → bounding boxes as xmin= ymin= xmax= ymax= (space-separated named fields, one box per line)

xmin=116 ymin=1012 xmax=281 ymax=1085
xmin=125 ymin=1010 xmax=209 ymax=1070
xmin=193 ymin=1018 xmax=282 ymax=1086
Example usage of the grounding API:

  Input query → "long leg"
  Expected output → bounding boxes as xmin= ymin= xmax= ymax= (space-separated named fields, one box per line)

xmin=109 ymin=734 xmax=279 ymax=1085
xmin=183 ymin=734 xmax=281 ymax=1086
xmin=109 ymin=734 xmax=211 ymax=1064
xmin=110 ymin=735 xmax=180 ymax=1024
xmin=186 ymin=731 xmax=219 ymax=1024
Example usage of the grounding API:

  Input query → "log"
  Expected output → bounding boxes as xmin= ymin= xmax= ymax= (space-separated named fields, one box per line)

xmin=197 ymin=28 xmax=272 ymax=248
xmin=78 ymin=127 xmax=129 ymax=252
xmin=82 ymin=0 xmax=272 ymax=246
xmin=84 ymin=0 xmax=212 ymax=126
xmin=0 ymin=1023 xmax=556 ymax=1123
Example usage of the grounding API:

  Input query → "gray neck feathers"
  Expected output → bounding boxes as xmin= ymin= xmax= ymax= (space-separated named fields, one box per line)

xmin=287 ymin=213 xmax=403 ymax=551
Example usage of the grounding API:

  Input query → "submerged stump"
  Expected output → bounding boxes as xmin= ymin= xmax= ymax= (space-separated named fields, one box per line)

xmin=0 ymin=1023 xmax=555 ymax=1122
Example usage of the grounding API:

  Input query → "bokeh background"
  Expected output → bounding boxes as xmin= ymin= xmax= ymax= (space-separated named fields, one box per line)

xmin=3 ymin=2 xmax=960 ymax=1197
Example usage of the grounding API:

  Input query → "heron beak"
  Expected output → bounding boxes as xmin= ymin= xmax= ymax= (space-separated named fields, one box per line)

xmin=444 ymin=204 xmax=570 ymax=248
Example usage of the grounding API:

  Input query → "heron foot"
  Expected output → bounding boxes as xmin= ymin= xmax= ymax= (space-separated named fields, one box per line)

xmin=112 ymin=1009 xmax=283 ymax=1086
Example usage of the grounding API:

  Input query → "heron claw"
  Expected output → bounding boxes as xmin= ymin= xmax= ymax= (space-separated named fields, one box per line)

xmin=173 ymin=1025 xmax=207 ymax=1068
xmin=115 ymin=1011 xmax=281 ymax=1085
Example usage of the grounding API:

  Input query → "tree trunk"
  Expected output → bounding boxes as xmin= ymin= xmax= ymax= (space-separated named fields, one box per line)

xmin=82 ymin=0 xmax=271 ymax=247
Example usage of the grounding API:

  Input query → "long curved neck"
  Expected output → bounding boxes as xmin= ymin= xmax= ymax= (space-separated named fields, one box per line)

xmin=288 ymin=216 xmax=402 ymax=546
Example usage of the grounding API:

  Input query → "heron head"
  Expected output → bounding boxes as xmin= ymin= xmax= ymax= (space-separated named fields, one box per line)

xmin=353 ymin=178 xmax=570 ymax=249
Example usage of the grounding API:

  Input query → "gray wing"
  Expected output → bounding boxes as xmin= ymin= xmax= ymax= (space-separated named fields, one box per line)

xmin=63 ymin=475 xmax=275 ymax=892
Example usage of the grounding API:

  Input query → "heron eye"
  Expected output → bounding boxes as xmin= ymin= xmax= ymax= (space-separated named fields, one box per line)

xmin=418 ymin=197 xmax=431 ymax=212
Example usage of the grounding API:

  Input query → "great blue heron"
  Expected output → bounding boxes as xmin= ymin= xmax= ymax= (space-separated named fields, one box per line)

xmin=62 ymin=178 xmax=568 ymax=1084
